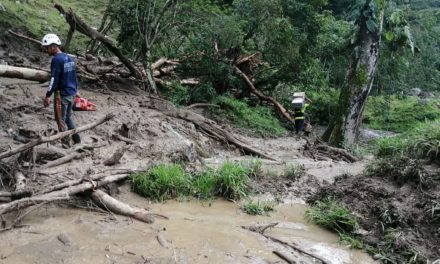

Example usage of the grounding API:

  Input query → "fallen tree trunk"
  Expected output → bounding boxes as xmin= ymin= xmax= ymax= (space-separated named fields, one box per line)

xmin=39 ymin=152 xmax=83 ymax=170
xmin=0 ymin=113 xmax=114 ymax=160
xmin=54 ymin=4 xmax=144 ymax=80
xmin=36 ymin=169 xmax=137 ymax=196
xmin=147 ymin=98 xmax=277 ymax=161
xmin=0 ymin=173 xmax=129 ymax=215
xmin=90 ymin=189 xmax=154 ymax=223
xmin=0 ymin=65 xmax=49 ymax=83
xmin=234 ymin=66 xmax=292 ymax=123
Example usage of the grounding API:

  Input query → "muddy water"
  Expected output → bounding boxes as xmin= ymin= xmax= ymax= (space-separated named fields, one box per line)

xmin=0 ymin=185 xmax=376 ymax=264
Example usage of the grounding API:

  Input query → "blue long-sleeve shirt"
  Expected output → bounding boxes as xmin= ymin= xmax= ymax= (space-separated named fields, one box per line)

xmin=46 ymin=52 xmax=78 ymax=98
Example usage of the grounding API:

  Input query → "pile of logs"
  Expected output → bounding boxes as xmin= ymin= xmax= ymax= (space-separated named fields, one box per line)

xmin=0 ymin=114 xmax=156 ymax=231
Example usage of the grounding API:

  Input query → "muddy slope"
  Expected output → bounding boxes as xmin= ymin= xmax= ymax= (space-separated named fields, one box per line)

xmin=312 ymin=166 xmax=440 ymax=262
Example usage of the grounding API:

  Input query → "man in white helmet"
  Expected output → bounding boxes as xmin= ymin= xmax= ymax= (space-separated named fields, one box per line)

xmin=41 ymin=33 xmax=81 ymax=145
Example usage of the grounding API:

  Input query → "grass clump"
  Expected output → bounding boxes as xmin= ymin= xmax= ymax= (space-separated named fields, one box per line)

xmin=191 ymin=170 xmax=217 ymax=200
xmin=241 ymin=200 xmax=276 ymax=216
xmin=132 ymin=162 xmax=252 ymax=202
xmin=212 ymin=95 xmax=287 ymax=138
xmin=216 ymin=161 xmax=251 ymax=200
xmin=131 ymin=164 xmax=191 ymax=202
xmin=283 ymin=164 xmax=305 ymax=180
xmin=375 ymin=136 xmax=408 ymax=157
xmin=305 ymin=198 xmax=359 ymax=233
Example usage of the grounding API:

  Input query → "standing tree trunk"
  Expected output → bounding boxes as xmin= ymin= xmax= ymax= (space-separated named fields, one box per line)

xmin=323 ymin=1 xmax=385 ymax=147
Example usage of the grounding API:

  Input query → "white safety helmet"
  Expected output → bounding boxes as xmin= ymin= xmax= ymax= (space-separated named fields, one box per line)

xmin=41 ymin=33 xmax=61 ymax=46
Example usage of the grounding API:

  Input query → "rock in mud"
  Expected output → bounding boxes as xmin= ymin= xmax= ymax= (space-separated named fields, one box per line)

xmin=57 ymin=232 xmax=73 ymax=246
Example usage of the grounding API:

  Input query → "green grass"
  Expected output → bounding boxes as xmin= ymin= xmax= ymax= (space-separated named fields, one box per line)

xmin=241 ymin=200 xmax=276 ymax=216
xmin=373 ymin=121 xmax=440 ymax=163
xmin=305 ymin=198 xmax=359 ymax=233
xmin=1 ymin=0 xmax=108 ymax=51
xmin=364 ymin=95 xmax=440 ymax=133
xmin=216 ymin=161 xmax=251 ymax=200
xmin=132 ymin=162 xmax=252 ymax=202
xmin=212 ymin=95 xmax=287 ymax=138
xmin=131 ymin=164 xmax=191 ymax=201
xmin=191 ymin=170 xmax=217 ymax=200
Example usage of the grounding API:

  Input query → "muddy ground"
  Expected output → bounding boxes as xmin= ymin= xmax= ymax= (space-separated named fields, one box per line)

xmin=0 ymin=34 xmax=437 ymax=263
xmin=312 ymin=160 xmax=440 ymax=263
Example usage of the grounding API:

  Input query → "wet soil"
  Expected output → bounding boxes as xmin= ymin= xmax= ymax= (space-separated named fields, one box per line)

xmin=311 ymin=168 xmax=440 ymax=262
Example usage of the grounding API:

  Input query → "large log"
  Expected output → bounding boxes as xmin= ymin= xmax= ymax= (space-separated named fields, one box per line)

xmin=91 ymin=190 xmax=154 ymax=223
xmin=0 ymin=114 xmax=114 ymax=160
xmin=0 ymin=173 xmax=129 ymax=215
xmin=0 ymin=65 xmax=49 ymax=83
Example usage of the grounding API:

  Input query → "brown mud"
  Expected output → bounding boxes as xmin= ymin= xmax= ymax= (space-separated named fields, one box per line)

xmin=311 ymin=162 xmax=440 ymax=263
xmin=0 ymin=34 xmax=432 ymax=263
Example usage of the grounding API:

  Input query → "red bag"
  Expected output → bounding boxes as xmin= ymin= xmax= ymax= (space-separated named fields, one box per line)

xmin=73 ymin=96 xmax=97 ymax=111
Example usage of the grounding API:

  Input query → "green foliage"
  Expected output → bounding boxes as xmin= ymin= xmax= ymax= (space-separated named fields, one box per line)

xmin=0 ymin=0 xmax=107 ymax=51
xmin=216 ymin=161 xmax=251 ymax=200
xmin=407 ymin=121 xmax=440 ymax=162
xmin=131 ymin=164 xmax=191 ymax=201
xmin=364 ymin=95 xmax=440 ymax=133
xmin=192 ymin=170 xmax=217 ymax=200
xmin=375 ymin=136 xmax=408 ymax=157
xmin=305 ymin=198 xmax=359 ymax=233
xmin=283 ymin=164 xmax=305 ymax=180
xmin=132 ymin=162 xmax=253 ymax=201
xmin=241 ymin=200 xmax=276 ymax=216
xmin=212 ymin=95 xmax=287 ymax=137
xmin=339 ymin=233 xmax=364 ymax=249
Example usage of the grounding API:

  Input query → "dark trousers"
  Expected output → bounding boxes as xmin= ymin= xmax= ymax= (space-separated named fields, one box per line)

xmin=295 ymin=119 xmax=304 ymax=134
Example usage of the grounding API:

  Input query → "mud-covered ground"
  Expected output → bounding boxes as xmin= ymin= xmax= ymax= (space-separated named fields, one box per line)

xmin=0 ymin=34 xmax=437 ymax=263
xmin=311 ymin=160 xmax=440 ymax=263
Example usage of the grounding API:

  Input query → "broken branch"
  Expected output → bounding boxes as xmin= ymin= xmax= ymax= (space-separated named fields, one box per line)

xmin=0 ymin=114 xmax=114 ymax=160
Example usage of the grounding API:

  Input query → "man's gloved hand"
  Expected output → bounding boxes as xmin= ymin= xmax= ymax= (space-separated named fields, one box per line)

xmin=43 ymin=97 xmax=50 ymax=107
